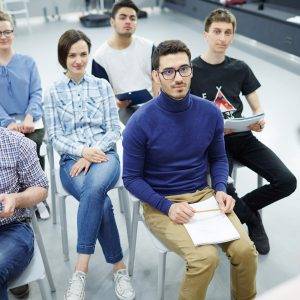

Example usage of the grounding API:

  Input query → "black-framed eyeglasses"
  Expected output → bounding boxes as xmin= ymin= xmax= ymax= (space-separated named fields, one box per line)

xmin=0 ymin=30 xmax=14 ymax=38
xmin=158 ymin=65 xmax=192 ymax=80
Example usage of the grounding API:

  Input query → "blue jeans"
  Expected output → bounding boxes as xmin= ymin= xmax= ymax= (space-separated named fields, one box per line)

xmin=0 ymin=222 xmax=34 ymax=300
xmin=60 ymin=151 xmax=123 ymax=263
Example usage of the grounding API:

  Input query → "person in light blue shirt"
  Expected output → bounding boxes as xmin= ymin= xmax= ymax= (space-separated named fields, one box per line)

xmin=0 ymin=10 xmax=44 ymax=169
xmin=44 ymin=29 xmax=135 ymax=300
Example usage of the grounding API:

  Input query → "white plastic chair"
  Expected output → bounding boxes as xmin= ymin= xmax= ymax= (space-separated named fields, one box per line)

xmin=2 ymin=0 xmax=31 ymax=31
xmin=127 ymin=168 xmax=260 ymax=299
xmin=47 ymin=140 xmax=132 ymax=261
xmin=128 ymin=196 xmax=168 ymax=300
xmin=8 ymin=213 xmax=55 ymax=299
xmin=232 ymin=160 xmax=263 ymax=189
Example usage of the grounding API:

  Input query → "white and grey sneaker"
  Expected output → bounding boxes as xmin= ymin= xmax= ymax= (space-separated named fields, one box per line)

xmin=64 ymin=271 xmax=86 ymax=300
xmin=113 ymin=269 xmax=135 ymax=300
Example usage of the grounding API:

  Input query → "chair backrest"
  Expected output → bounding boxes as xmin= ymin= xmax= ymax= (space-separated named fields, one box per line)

xmin=3 ymin=0 xmax=29 ymax=12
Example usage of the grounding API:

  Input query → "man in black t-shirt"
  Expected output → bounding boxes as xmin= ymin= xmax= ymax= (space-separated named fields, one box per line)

xmin=191 ymin=8 xmax=297 ymax=255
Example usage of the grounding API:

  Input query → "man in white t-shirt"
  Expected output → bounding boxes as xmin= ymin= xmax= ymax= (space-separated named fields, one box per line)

xmin=92 ymin=0 xmax=157 ymax=125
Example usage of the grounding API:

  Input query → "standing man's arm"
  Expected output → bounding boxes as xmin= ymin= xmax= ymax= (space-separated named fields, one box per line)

xmin=245 ymin=91 xmax=265 ymax=132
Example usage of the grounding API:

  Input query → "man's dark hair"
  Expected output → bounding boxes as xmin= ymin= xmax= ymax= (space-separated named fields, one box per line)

xmin=204 ymin=8 xmax=236 ymax=32
xmin=111 ymin=0 xmax=139 ymax=19
xmin=57 ymin=29 xmax=91 ymax=69
xmin=152 ymin=40 xmax=191 ymax=70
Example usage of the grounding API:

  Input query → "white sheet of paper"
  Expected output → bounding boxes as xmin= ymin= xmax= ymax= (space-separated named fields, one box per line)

xmin=224 ymin=113 xmax=265 ymax=132
xmin=184 ymin=196 xmax=240 ymax=246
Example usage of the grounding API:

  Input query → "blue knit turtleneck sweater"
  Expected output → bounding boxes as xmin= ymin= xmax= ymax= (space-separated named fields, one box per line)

xmin=122 ymin=91 xmax=228 ymax=215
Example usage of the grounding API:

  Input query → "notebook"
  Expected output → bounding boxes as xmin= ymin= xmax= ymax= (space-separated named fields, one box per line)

xmin=224 ymin=113 xmax=265 ymax=132
xmin=184 ymin=196 xmax=240 ymax=246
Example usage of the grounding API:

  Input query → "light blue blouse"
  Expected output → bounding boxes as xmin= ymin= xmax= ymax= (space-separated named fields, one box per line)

xmin=0 ymin=53 xmax=42 ymax=127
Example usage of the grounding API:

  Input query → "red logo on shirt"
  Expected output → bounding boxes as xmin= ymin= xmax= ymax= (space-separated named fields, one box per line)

xmin=213 ymin=87 xmax=236 ymax=113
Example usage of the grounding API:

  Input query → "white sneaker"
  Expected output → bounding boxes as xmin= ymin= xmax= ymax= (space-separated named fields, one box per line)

xmin=64 ymin=271 xmax=86 ymax=300
xmin=113 ymin=269 xmax=135 ymax=300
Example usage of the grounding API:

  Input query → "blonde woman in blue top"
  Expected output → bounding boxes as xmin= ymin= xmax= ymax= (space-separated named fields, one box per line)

xmin=0 ymin=11 xmax=44 ymax=169
xmin=44 ymin=29 xmax=135 ymax=300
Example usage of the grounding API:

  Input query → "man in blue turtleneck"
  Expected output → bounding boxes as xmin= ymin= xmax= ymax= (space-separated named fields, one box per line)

xmin=122 ymin=40 xmax=257 ymax=300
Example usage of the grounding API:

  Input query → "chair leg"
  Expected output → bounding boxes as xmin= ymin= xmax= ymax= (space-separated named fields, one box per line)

xmin=118 ymin=188 xmax=125 ymax=214
xmin=46 ymin=143 xmax=57 ymax=225
xmin=37 ymin=278 xmax=49 ymax=300
xmin=257 ymin=175 xmax=263 ymax=188
xmin=257 ymin=175 xmax=263 ymax=218
xmin=118 ymin=187 xmax=132 ymax=246
xmin=157 ymin=251 xmax=167 ymax=300
xmin=232 ymin=166 xmax=237 ymax=188
xmin=128 ymin=199 xmax=140 ymax=276
xmin=32 ymin=214 xmax=56 ymax=293
xmin=50 ymin=169 xmax=57 ymax=225
xmin=59 ymin=194 xmax=69 ymax=261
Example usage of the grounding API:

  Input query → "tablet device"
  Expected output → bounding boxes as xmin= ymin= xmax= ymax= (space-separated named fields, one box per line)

xmin=116 ymin=89 xmax=152 ymax=106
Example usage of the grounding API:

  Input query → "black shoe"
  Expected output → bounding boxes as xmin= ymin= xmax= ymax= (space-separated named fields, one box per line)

xmin=10 ymin=284 xmax=30 ymax=298
xmin=247 ymin=212 xmax=270 ymax=255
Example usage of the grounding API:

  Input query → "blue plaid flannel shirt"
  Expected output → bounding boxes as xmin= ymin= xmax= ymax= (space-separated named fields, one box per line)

xmin=44 ymin=74 xmax=121 ymax=157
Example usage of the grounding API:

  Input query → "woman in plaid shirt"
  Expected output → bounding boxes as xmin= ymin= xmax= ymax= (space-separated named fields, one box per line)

xmin=44 ymin=29 xmax=135 ymax=300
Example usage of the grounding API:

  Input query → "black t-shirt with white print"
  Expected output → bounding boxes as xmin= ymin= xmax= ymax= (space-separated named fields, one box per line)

xmin=190 ymin=56 xmax=261 ymax=120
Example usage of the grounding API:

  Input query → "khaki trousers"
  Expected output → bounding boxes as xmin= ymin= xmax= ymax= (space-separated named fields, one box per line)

xmin=143 ymin=188 xmax=258 ymax=300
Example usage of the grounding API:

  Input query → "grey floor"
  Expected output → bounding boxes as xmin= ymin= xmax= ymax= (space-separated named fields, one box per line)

xmin=10 ymin=7 xmax=300 ymax=300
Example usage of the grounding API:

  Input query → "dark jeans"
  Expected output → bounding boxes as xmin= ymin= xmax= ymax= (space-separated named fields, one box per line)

xmin=26 ymin=128 xmax=45 ymax=170
xmin=225 ymin=132 xmax=297 ymax=220
xmin=118 ymin=106 xmax=139 ymax=125
xmin=0 ymin=222 xmax=34 ymax=300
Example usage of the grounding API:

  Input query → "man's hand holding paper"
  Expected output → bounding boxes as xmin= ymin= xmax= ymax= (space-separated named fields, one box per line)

xmin=168 ymin=202 xmax=195 ymax=224
xmin=183 ymin=196 xmax=240 ymax=246
xmin=215 ymin=191 xmax=235 ymax=213
xmin=224 ymin=113 xmax=265 ymax=133
xmin=248 ymin=118 xmax=265 ymax=132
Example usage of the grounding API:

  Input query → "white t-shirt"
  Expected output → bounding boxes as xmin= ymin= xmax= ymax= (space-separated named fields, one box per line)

xmin=93 ymin=35 xmax=154 ymax=95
